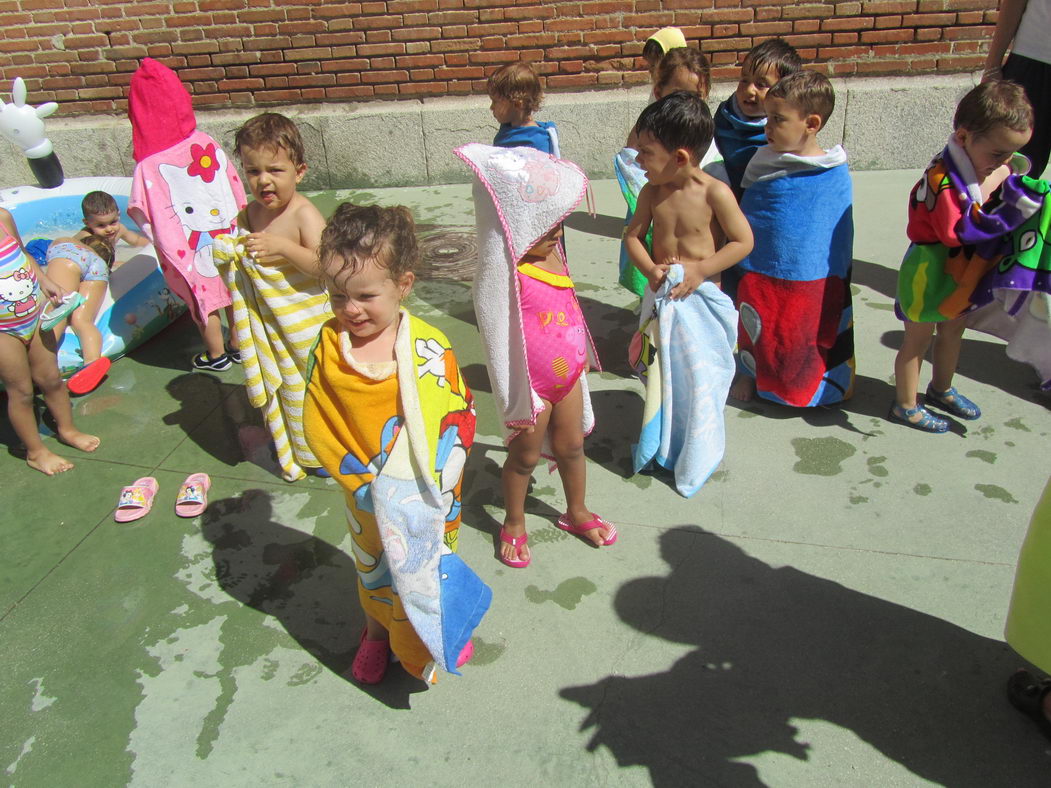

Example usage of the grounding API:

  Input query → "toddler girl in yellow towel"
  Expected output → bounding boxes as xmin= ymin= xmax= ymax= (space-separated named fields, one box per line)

xmin=303 ymin=203 xmax=478 ymax=685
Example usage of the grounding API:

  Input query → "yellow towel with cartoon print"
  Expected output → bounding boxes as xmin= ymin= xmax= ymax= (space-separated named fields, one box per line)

xmin=303 ymin=311 xmax=487 ymax=681
xmin=213 ymin=234 xmax=331 ymax=481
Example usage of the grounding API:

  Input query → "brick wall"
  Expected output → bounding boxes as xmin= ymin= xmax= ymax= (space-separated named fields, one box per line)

xmin=0 ymin=0 xmax=996 ymax=117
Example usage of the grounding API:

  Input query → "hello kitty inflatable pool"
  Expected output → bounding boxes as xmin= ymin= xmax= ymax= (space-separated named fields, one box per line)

xmin=0 ymin=176 xmax=184 ymax=376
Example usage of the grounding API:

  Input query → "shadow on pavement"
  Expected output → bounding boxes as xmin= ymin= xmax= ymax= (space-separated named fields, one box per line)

xmin=200 ymin=489 xmax=426 ymax=709
xmin=560 ymin=526 xmax=1048 ymax=786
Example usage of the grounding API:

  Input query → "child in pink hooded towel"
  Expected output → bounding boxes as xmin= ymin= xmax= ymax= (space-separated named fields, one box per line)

xmin=128 ymin=58 xmax=247 ymax=371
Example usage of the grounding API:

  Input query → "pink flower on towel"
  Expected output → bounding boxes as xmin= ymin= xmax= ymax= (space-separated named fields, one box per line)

xmin=187 ymin=142 xmax=220 ymax=183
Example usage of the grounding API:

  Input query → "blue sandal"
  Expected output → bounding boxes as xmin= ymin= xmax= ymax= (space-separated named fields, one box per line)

xmin=925 ymin=385 xmax=981 ymax=420
xmin=889 ymin=402 xmax=949 ymax=433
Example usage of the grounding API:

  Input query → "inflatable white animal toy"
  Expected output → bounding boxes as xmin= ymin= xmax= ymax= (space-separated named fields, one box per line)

xmin=0 ymin=77 xmax=63 ymax=188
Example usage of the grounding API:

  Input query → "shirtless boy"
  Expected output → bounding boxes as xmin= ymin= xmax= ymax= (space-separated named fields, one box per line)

xmin=625 ymin=91 xmax=754 ymax=299
xmin=234 ymin=113 xmax=326 ymax=275
xmin=75 ymin=191 xmax=149 ymax=251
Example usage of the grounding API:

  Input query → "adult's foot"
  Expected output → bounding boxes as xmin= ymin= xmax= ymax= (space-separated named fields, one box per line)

xmin=27 ymin=448 xmax=73 ymax=475
xmin=729 ymin=373 xmax=756 ymax=402
xmin=58 ymin=428 xmax=100 ymax=453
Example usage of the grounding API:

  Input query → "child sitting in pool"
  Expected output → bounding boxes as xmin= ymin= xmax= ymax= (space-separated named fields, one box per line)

xmin=74 ymin=191 xmax=148 ymax=251
xmin=0 ymin=208 xmax=100 ymax=474
xmin=42 ymin=234 xmax=116 ymax=394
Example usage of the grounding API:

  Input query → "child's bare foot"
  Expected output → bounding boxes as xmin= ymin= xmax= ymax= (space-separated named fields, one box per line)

xmin=27 ymin=448 xmax=74 ymax=475
xmin=729 ymin=373 xmax=756 ymax=402
xmin=58 ymin=429 xmax=100 ymax=453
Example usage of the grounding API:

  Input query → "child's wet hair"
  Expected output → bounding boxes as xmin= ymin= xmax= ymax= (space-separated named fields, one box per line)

xmin=655 ymin=47 xmax=711 ymax=99
xmin=953 ymin=80 xmax=1034 ymax=138
xmin=635 ymin=90 xmax=715 ymax=162
xmin=487 ymin=62 xmax=543 ymax=116
xmin=767 ymin=70 xmax=835 ymax=125
xmin=743 ymin=37 xmax=802 ymax=80
xmin=234 ymin=112 xmax=307 ymax=167
xmin=319 ymin=203 xmax=419 ymax=291
xmin=81 ymin=191 xmax=118 ymax=219
xmin=82 ymin=234 xmax=115 ymax=267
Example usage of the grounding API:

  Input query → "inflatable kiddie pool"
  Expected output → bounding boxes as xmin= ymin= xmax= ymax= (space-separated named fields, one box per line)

xmin=0 ymin=176 xmax=185 ymax=376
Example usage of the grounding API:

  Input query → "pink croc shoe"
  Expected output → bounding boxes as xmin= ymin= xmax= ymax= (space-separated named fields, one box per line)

xmin=556 ymin=513 xmax=617 ymax=547
xmin=351 ymin=627 xmax=390 ymax=684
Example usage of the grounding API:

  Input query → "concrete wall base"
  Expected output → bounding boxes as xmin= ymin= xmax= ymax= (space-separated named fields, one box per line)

xmin=0 ymin=74 xmax=977 ymax=190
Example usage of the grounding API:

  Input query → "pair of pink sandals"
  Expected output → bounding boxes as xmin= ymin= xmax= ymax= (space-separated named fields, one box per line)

xmin=113 ymin=473 xmax=211 ymax=523
xmin=352 ymin=627 xmax=475 ymax=685
xmin=499 ymin=512 xmax=618 ymax=569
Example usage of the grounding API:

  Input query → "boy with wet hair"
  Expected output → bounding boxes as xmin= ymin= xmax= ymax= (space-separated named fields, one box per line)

xmin=75 ymin=191 xmax=148 ymax=250
xmin=625 ymin=91 xmax=754 ymax=299
xmin=732 ymin=71 xmax=855 ymax=406
xmin=487 ymin=62 xmax=560 ymax=156
xmin=714 ymin=38 xmax=803 ymax=197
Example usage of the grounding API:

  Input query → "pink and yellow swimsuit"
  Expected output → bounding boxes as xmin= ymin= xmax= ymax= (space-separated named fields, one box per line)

xmin=0 ymin=234 xmax=42 ymax=345
xmin=516 ymin=260 xmax=588 ymax=404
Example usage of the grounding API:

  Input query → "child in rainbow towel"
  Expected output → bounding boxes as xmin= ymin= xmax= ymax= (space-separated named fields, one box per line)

xmin=892 ymin=81 xmax=1039 ymax=432
xmin=733 ymin=71 xmax=855 ymax=406
xmin=456 ymin=142 xmax=615 ymax=568
xmin=302 ymin=204 xmax=488 ymax=685
xmin=0 ymin=211 xmax=99 ymax=475
xmin=489 ymin=62 xmax=560 ymax=156
xmin=212 ymin=113 xmax=330 ymax=482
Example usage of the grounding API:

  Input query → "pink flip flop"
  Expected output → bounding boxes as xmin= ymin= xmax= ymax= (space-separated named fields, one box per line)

xmin=456 ymin=639 xmax=475 ymax=668
xmin=498 ymin=525 xmax=530 ymax=568
xmin=352 ymin=627 xmax=390 ymax=684
xmin=114 ymin=477 xmax=159 ymax=523
xmin=556 ymin=513 xmax=618 ymax=547
xmin=67 ymin=357 xmax=111 ymax=396
xmin=175 ymin=473 xmax=211 ymax=518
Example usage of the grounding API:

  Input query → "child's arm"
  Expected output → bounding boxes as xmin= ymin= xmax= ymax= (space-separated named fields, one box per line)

xmin=624 ymin=184 xmax=667 ymax=291
xmin=244 ymin=201 xmax=324 ymax=276
xmin=670 ymin=182 xmax=754 ymax=299
xmin=118 ymin=224 xmax=150 ymax=247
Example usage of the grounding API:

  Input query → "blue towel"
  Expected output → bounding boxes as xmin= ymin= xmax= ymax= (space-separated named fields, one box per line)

xmin=493 ymin=121 xmax=560 ymax=156
xmin=713 ymin=97 xmax=766 ymax=197
xmin=631 ymin=265 xmax=738 ymax=498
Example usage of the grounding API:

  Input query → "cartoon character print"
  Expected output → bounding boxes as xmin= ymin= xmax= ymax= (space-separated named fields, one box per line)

xmin=338 ymin=415 xmax=402 ymax=513
xmin=0 ymin=267 xmax=37 ymax=317
xmin=487 ymin=148 xmax=561 ymax=204
xmin=158 ymin=142 xmax=237 ymax=279
xmin=911 ymin=159 xmax=951 ymax=215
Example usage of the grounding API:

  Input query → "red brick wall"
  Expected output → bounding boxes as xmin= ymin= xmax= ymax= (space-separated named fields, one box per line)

xmin=0 ymin=0 xmax=996 ymax=117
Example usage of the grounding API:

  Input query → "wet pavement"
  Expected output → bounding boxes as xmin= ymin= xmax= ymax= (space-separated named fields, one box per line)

xmin=3 ymin=172 xmax=1050 ymax=786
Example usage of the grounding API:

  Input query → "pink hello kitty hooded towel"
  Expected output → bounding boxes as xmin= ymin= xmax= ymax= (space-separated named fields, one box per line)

xmin=128 ymin=58 xmax=246 ymax=326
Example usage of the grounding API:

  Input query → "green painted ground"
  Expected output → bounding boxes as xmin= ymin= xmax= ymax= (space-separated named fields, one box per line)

xmin=2 ymin=173 xmax=1049 ymax=786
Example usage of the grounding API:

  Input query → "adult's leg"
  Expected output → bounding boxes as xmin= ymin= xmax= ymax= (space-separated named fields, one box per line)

xmin=0 ymin=331 xmax=72 ymax=474
xmin=500 ymin=403 xmax=553 ymax=564
xmin=1003 ymin=53 xmax=1051 ymax=178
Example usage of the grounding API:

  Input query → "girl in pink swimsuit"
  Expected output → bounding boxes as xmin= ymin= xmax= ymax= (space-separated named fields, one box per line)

xmin=498 ymin=224 xmax=617 ymax=568
xmin=0 ymin=211 xmax=100 ymax=475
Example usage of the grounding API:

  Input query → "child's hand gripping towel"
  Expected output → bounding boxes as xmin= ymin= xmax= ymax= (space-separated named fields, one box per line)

xmin=613 ymin=144 xmax=728 ymax=297
xmin=965 ymin=174 xmax=1051 ymax=390
xmin=303 ymin=311 xmax=488 ymax=680
xmin=630 ymin=265 xmax=737 ymax=498
xmin=454 ymin=142 xmax=600 ymax=448
xmin=213 ymin=235 xmax=331 ymax=481
xmin=127 ymin=58 xmax=246 ymax=327
xmin=898 ymin=137 xmax=1042 ymax=324
xmin=737 ymin=145 xmax=855 ymax=407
